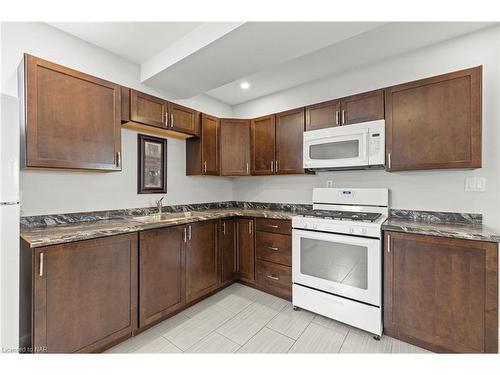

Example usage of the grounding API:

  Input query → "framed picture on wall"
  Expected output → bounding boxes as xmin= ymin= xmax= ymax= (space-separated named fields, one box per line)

xmin=137 ymin=134 xmax=167 ymax=194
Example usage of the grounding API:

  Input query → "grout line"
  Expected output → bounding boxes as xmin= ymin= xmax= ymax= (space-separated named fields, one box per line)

xmin=337 ymin=328 xmax=351 ymax=353
xmin=265 ymin=325 xmax=298 ymax=343
xmin=287 ymin=318 xmax=315 ymax=353
xmin=162 ymin=336 xmax=185 ymax=353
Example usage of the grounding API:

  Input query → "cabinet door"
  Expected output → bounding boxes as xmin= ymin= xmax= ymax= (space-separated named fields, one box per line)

xmin=305 ymin=99 xmax=341 ymax=131
xmin=220 ymin=119 xmax=251 ymax=176
xmin=220 ymin=219 xmax=237 ymax=284
xmin=130 ymin=89 xmax=168 ymax=129
xmin=385 ymin=67 xmax=481 ymax=171
xmin=33 ymin=233 xmax=138 ymax=353
xmin=275 ymin=108 xmax=305 ymax=174
xmin=340 ymin=89 xmax=384 ymax=125
xmin=238 ymin=219 xmax=255 ymax=282
xmin=139 ymin=227 xmax=185 ymax=328
xmin=186 ymin=221 xmax=219 ymax=303
xmin=23 ymin=54 xmax=121 ymax=171
xmin=169 ymin=102 xmax=199 ymax=136
xmin=384 ymin=232 xmax=497 ymax=353
xmin=251 ymin=115 xmax=275 ymax=175
xmin=201 ymin=114 xmax=220 ymax=175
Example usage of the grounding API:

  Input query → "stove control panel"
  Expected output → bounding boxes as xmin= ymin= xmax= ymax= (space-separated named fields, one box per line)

xmin=292 ymin=216 xmax=382 ymax=239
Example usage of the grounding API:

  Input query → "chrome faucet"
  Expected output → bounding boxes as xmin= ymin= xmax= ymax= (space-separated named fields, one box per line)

xmin=156 ymin=196 xmax=165 ymax=214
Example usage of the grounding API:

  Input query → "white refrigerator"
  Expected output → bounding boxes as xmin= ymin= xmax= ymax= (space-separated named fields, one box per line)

xmin=0 ymin=93 xmax=20 ymax=353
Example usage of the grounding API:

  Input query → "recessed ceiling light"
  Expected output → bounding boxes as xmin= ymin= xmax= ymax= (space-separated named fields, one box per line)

xmin=240 ymin=81 xmax=250 ymax=90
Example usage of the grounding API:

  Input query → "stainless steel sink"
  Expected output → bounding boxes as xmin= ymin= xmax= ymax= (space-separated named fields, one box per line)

xmin=132 ymin=211 xmax=193 ymax=224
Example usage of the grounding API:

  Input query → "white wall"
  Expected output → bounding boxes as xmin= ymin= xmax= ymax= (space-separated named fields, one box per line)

xmin=232 ymin=26 xmax=500 ymax=230
xmin=1 ymin=22 xmax=234 ymax=216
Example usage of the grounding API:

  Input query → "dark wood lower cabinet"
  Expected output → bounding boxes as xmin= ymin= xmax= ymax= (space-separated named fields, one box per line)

xmin=384 ymin=231 xmax=498 ymax=353
xmin=139 ymin=227 xmax=185 ymax=328
xmin=21 ymin=233 xmax=138 ymax=353
xmin=237 ymin=218 xmax=255 ymax=282
xmin=220 ymin=219 xmax=237 ymax=284
xmin=185 ymin=220 xmax=219 ymax=303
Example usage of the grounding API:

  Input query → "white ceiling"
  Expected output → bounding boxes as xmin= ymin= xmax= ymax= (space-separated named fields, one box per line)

xmin=49 ymin=22 xmax=496 ymax=106
xmin=50 ymin=22 xmax=202 ymax=64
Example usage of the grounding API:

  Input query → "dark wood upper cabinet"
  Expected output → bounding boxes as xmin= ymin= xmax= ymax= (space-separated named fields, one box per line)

xmin=340 ymin=89 xmax=384 ymax=125
xmin=275 ymin=107 xmax=306 ymax=174
xmin=384 ymin=231 xmax=497 ymax=353
xmin=385 ymin=67 xmax=482 ymax=171
xmin=30 ymin=233 xmax=138 ymax=353
xmin=130 ymin=89 xmax=168 ymax=129
xmin=21 ymin=54 xmax=122 ymax=171
xmin=201 ymin=114 xmax=220 ymax=175
xmin=169 ymin=102 xmax=200 ymax=136
xmin=220 ymin=219 xmax=237 ymax=284
xmin=250 ymin=115 xmax=276 ymax=175
xmin=305 ymin=99 xmax=340 ymax=131
xmin=185 ymin=221 xmax=219 ymax=303
xmin=237 ymin=218 xmax=255 ymax=282
xmin=220 ymin=119 xmax=251 ymax=176
xmin=139 ymin=227 xmax=185 ymax=328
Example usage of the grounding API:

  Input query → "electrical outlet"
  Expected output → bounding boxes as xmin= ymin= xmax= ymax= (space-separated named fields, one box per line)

xmin=326 ymin=180 xmax=334 ymax=188
xmin=465 ymin=177 xmax=486 ymax=192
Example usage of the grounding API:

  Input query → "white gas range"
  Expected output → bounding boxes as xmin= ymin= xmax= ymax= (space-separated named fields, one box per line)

xmin=292 ymin=188 xmax=389 ymax=337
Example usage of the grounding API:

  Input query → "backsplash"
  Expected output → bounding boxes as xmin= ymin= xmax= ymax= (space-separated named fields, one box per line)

xmin=20 ymin=201 xmax=314 ymax=228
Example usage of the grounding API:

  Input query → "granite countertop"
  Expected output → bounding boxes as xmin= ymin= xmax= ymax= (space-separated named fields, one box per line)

xmin=382 ymin=215 xmax=500 ymax=244
xmin=21 ymin=208 xmax=296 ymax=248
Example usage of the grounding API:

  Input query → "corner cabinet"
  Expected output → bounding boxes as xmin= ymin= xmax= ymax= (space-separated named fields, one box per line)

xmin=385 ymin=67 xmax=482 ymax=171
xmin=383 ymin=231 xmax=498 ymax=353
xmin=220 ymin=119 xmax=251 ymax=176
xmin=20 ymin=54 xmax=122 ymax=171
xmin=21 ymin=233 xmax=138 ymax=353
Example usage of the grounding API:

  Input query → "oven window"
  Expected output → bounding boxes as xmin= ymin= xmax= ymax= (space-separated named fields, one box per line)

xmin=300 ymin=238 xmax=368 ymax=289
xmin=309 ymin=140 xmax=359 ymax=160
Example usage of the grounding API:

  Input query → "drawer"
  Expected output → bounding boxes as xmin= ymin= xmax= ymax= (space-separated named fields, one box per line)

xmin=256 ymin=231 xmax=291 ymax=266
xmin=255 ymin=218 xmax=291 ymax=235
xmin=256 ymin=260 xmax=292 ymax=299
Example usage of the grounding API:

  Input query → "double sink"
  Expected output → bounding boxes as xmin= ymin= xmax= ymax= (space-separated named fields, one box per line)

xmin=131 ymin=211 xmax=195 ymax=224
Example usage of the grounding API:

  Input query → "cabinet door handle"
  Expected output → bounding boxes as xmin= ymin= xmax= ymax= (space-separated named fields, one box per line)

xmin=248 ymin=220 xmax=252 ymax=234
xmin=183 ymin=227 xmax=187 ymax=243
xmin=188 ymin=225 xmax=192 ymax=241
xmin=270 ymin=160 xmax=274 ymax=173
xmin=335 ymin=110 xmax=339 ymax=125
xmin=341 ymin=109 xmax=346 ymax=125
xmin=387 ymin=234 xmax=391 ymax=253
xmin=165 ymin=112 xmax=169 ymax=126
xmin=388 ymin=153 xmax=392 ymax=170
xmin=246 ymin=162 xmax=249 ymax=175
xmin=170 ymin=113 xmax=174 ymax=128
xmin=116 ymin=151 xmax=121 ymax=167
xmin=267 ymin=246 xmax=279 ymax=251
xmin=267 ymin=275 xmax=279 ymax=281
xmin=222 ymin=222 xmax=226 ymax=235
xmin=39 ymin=253 xmax=44 ymax=277
xmin=203 ymin=161 xmax=207 ymax=173
xmin=275 ymin=160 xmax=279 ymax=173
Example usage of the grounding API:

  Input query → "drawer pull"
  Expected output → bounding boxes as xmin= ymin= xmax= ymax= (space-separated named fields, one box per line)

xmin=267 ymin=246 xmax=279 ymax=251
xmin=267 ymin=275 xmax=279 ymax=281
xmin=267 ymin=225 xmax=279 ymax=228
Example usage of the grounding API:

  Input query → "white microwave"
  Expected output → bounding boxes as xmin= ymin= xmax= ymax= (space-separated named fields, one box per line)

xmin=303 ymin=120 xmax=385 ymax=170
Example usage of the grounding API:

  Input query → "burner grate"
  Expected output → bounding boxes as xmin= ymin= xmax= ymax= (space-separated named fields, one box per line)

xmin=303 ymin=211 xmax=382 ymax=222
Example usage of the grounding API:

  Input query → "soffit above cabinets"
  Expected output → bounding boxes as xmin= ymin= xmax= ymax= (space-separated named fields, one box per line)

xmin=49 ymin=21 xmax=496 ymax=106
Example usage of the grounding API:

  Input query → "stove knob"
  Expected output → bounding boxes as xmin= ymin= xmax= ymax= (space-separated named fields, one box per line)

xmin=362 ymin=228 xmax=367 ymax=235
xmin=313 ymin=224 xmax=318 ymax=230
xmin=349 ymin=227 xmax=354 ymax=234
xmin=304 ymin=223 xmax=309 ymax=229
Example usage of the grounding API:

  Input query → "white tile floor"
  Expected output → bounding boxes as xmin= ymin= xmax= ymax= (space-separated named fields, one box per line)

xmin=106 ymin=283 xmax=432 ymax=354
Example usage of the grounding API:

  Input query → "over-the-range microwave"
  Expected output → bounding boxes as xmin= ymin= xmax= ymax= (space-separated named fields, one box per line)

xmin=303 ymin=119 xmax=385 ymax=171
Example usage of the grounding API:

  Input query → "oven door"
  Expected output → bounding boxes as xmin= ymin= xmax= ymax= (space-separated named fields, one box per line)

xmin=303 ymin=129 xmax=369 ymax=169
xmin=292 ymin=229 xmax=381 ymax=306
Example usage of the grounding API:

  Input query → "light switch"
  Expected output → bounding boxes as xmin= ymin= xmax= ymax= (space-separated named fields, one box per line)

xmin=465 ymin=177 xmax=486 ymax=192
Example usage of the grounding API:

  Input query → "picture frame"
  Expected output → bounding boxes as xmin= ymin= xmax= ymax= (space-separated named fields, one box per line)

xmin=137 ymin=134 xmax=167 ymax=194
